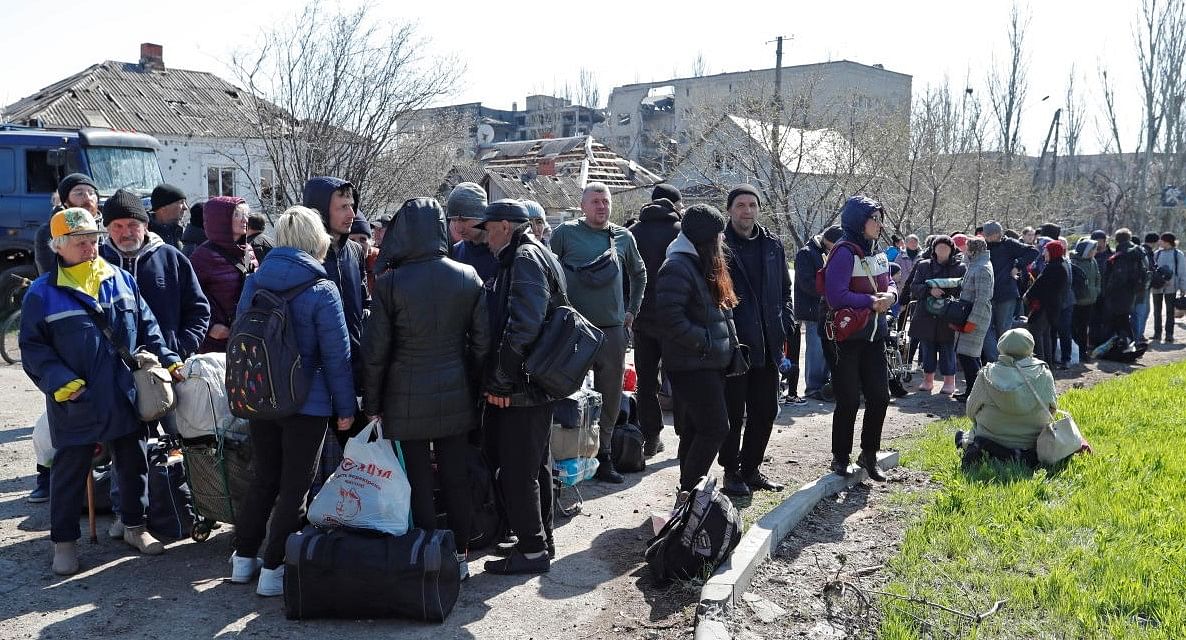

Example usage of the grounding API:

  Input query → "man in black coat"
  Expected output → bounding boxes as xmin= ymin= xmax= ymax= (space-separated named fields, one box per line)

xmin=794 ymin=226 xmax=842 ymax=401
xmin=149 ymin=184 xmax=187 ymax=249
xmin=983 ymin=220 xmax=1038 ymax=361
xmin=1101 ymin=228 xmax=1149 ymax=346
xmin=626 ymin=183 xmax=682 ymax=457
xmin=479 ymin=200 xmax=567 ymax=576
xmin=718 ymin=185 xmax=794 ymax=497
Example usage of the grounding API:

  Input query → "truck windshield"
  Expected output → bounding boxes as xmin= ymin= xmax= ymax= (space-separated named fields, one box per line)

xmin=84 ymin=147 xmax=163 ymax=195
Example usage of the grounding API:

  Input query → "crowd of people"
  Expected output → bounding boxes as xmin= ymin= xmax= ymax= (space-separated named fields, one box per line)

xmin=17 ymin=170 xmax=1180 ymax=597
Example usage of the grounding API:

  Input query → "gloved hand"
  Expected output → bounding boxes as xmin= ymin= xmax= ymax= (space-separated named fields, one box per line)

xmin=778 ymin=357 xmax=798 ymax=375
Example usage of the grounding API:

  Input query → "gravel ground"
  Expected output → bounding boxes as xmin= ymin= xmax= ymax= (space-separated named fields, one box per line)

xmin=1 ymin=333 xmax=1182 ymax=640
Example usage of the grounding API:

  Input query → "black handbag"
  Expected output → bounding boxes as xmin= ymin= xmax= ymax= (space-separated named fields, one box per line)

xmin=724 ymin=318 xmax=750 ymax=378
xmin=523 ymin=302 xmax=606 ymax=400
xmin=941 ymin=298 xmax=974 ymax=326
xmin=565 ymin=229 xmax=620 ymax=288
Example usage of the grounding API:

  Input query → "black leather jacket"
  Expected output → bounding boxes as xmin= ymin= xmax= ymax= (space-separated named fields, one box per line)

xmin=723 ymin=223 xmax=795 ymax=365
xmin=484 ymin=225 xmax=568 ymax=407
xmin=627 ymin=198 xmax=681 ymax=335
xmin=655 ymin=233 xmax=735 ymax=372
xmin=362 ymin=198 xmax=491 ymax=439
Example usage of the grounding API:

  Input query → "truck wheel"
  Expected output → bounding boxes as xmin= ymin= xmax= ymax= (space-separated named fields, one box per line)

xmin=0 ymin=264 xmax=37 ymax=313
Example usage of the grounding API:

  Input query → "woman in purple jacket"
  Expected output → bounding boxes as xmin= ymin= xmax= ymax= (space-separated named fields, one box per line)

xmin=189 ymin=196 xmax=257 ymax=353
xmin=823 ymin=196 xmax=897 ymax=481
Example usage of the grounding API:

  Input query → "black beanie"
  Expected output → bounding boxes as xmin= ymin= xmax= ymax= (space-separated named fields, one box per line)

xmin=102 ymin=189 xmax=150 ymax=223
xmin=1145 ymin=232 xmax=1161 ymax=244
xmin=1037 ymin=223 xmax=1061 ymax=240
xmin=652 ymin=183 xmax=681 ymax=204
xmin=726 ymin=184 xmax=761 ymax=209
xmin=681 ymin=204 xmax=727 ymax=245
xmin=151 ymin=184 xmax=186 ymax=211
xmin=189 ymin=202 xmax=205 ymax=229
xmin=57 ymin=173 xmax=97 ymax=206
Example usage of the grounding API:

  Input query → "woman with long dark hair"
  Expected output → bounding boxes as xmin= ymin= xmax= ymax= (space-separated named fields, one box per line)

xmin=654 ymin=205 xmax=738 ymax=504
xmin=823 ymin=196 xmax=898 ymax=481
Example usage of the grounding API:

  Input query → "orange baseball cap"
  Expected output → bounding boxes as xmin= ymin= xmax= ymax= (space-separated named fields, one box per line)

xmin=50 ymin=207 xmax=103 ymax=239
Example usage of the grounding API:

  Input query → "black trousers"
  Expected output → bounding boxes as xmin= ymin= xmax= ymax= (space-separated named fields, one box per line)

xmin=1109 ymin=310 xmax=1134 ymax=344
xmin=401 ymin=434 xmax=472 ymax=553
xmin=486 ymin=403 xmax=554 ymax=554
xmin=1028 ymin=313 xmax=1055 ymax=363
xmin=668 ymin=369 xmax=731 ymax=491
xmin=957 ymin=353 xmax=981 ymax=396
xmin=236 ymin=414 xmax=327 ymax=569
xmin=830 ymin=339 xmax=890 ymax=459
xmin=1072 ymin=304 xmax=1092 ymax=354
xmin=634 ymin=327 xmax=665 ymax=441
xmin=51 ymin=431 xmax=148 ymax=543
xmin=719 ymin=362 xmax=780 ymax=476
xmin=1153 ymin=293 xmax=1177 ymax=338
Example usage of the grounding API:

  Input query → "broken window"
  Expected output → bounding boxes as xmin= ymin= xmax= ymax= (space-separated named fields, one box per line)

xmin=207 ymin=166 xmax=235 ymax=197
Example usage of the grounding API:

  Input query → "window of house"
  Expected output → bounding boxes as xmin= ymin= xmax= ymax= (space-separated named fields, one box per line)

xmin=259 ymin=167 xmax=280 ymax=210
xmin=207 ymin=166 xmax=235 ymax=197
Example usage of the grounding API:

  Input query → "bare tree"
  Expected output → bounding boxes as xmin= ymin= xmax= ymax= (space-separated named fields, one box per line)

xmin=692 ymin=52 xmax=710 ymax=78
xmin=987 ymin=2 xmax=1030 ymax=164
xmin=575 ymin=68 xmax=602 ymax=109
xmin=229 ymin=2 xmax=464 ymax=216
xmin=1062 ymin=66 xmax=1086 ymax=181
xmin=1134 ymin=0 xmax=1186 ymax=229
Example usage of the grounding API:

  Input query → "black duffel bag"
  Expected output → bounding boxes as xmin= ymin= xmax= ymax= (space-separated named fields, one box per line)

xmin=611 ymin=423 xmax=645 ymax=473
xmin=284 ymin=525 xmax=460 ymax=622
xmin=523 ymin=303 xmax=605 ymax=399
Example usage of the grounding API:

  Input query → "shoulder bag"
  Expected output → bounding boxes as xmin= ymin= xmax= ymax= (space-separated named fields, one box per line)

xmin=523 ymin=256 xmax=607 ymax=399
xmin=1013 ymin=362 xmax=1084 ymax=465
xmin=67 ymin=290 xmax=175 ymax=422
xmin=565 ymin=228 xmax=620 ymax=288
xmin=824 ymin=243 xmax=881 ymax=342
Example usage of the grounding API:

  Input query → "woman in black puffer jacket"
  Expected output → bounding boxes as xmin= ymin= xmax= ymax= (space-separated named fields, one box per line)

xmin=908 ymin=235 xmax=965 ymax=395
xmin=362 ymin=198 xmax=491 ymax=566
xmin=655 ymin=205 xmax=738 ymax=498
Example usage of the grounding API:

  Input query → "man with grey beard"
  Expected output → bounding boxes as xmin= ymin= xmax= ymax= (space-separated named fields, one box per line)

xmin=99 ymin=189 xmax=211 ymax=362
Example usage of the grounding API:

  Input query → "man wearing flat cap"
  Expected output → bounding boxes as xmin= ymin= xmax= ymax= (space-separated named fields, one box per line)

xmin=478 ymin=199 xmax=567 ymax=576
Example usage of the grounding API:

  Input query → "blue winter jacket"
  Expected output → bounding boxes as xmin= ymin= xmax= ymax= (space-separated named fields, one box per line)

xmin=452 ymin=239 xmax=499 ymax=285
xmin=21 ymin=259 xmax=181 ymax=448
xmin=302 ymin=176 xmax=367 ymax=380
xmin=100 ymin=233 xmax=211 ymax=358
xmin=235 ymin=247 xmax=356 ymax=418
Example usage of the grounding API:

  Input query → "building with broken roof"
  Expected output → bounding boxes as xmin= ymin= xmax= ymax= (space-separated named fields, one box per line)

xmin=596 ymin=60 xmax=911 ymax=174
xmin=412 ymin=95 xmax=605 ymax=151
xmin=2 ymin=44 xmax=283 ymax=212
xmin=443 ymin=134 xmax=663 ymax=225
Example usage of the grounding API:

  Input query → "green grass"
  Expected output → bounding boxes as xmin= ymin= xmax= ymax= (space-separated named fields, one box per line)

xmin=879 ymin=362 xmax=1186 ymax=639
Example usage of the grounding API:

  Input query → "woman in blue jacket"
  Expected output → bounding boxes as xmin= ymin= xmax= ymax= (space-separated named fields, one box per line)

xmin=21 ymin=208 xmax=183 ymax=576
xmin=228 ymin=206 xmax=356 ymax=597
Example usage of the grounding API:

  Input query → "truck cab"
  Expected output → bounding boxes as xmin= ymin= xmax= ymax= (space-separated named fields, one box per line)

xmin=0 ymin=125 xmax=163 ymax=304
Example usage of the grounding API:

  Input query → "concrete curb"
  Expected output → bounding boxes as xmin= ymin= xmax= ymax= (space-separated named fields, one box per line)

xmin=692 ymin=451 xmax=901 ymax=639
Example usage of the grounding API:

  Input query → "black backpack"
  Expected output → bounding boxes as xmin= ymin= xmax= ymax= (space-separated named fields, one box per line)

xmin=1070 ymin=263 xmax=1090 ymax=302
xmin=226 ymin=279 xmax=324 ymax=420
xmin=645 ymin=475 xmax=742 ymax=583
xmin=611 ymin=423 xmax=645 ymax=473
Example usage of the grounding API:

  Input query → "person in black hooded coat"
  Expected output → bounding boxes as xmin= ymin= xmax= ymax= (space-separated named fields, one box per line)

xmin=627 ymin=189 xmax=682 ymax=456
xmin=362 ymin=198 xmax=490 ymax=569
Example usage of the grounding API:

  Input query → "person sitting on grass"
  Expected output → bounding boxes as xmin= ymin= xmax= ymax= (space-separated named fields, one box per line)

xmin=957 ymin=328 xmax=1055 ymax=468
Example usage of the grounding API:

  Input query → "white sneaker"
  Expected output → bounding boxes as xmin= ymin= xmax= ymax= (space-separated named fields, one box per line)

xmin=107 ymin=517 xmax=124 ymax=540
xmin=229 ymin=553 xmax=263 ymax=584
xmin=456 ymin=553 xmax=469 ymax=582
xmin=256 ymin=565 xmax=285 ymax=597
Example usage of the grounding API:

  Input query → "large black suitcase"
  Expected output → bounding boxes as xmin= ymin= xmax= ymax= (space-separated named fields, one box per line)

xmin=284 ymin=525 xmax=460 ymax=622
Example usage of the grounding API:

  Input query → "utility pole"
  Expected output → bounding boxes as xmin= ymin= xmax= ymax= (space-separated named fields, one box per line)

xmin=767 ymin=35 xmax=791 ymax=227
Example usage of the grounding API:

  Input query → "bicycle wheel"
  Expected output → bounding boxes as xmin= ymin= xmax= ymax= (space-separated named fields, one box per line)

xmin=1 ymin=310 xmax=21 ymax=365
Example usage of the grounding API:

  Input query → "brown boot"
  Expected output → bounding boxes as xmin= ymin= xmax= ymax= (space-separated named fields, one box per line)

xmin=52 ymin=541 xmax=79 ymax=575
xmin=123 ymin=525 xmax=165 ymax=555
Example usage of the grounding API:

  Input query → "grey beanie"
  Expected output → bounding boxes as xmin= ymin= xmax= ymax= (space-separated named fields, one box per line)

xmin=446 ymin=182 xmax=488 ymax=219
xmin=982 ymin=220 xmax=1003 ymax=237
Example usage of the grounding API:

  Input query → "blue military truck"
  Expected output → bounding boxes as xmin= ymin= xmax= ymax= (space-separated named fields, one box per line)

xmin=0 ymin=125 xmax=163 ymax=305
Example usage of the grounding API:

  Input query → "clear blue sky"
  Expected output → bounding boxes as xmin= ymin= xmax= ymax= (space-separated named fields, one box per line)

xmin=0 ymin=0 xmax=1142 ymax=154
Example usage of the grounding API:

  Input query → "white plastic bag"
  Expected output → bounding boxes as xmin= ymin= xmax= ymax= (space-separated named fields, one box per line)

xmin=174 ymin=353 xmax=231 ymax=440
xmin=308 ymin=419 xmax=411 ymax=536
xmin=32 ymin=412 xmax=54 ymax=467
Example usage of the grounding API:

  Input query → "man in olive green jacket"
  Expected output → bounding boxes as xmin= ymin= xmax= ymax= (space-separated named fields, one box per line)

xmin=550 ymin=182 xmax=647 ymax=483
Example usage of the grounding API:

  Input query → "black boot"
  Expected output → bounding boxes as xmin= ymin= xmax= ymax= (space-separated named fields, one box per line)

xmin=743 ymin=470 xmax=784 ymax=492
xmin=857 ymin=451 xmax=886 ymax=482
xmin=594 ymin=453 xmax=624 ymax=484
xmin=643 ymin=437 xmax=665 ymax=458
xmin=830 ymin=456 xmax=850 ymax=477
xmin=721 ymin=471 xmax=752 ymax=497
